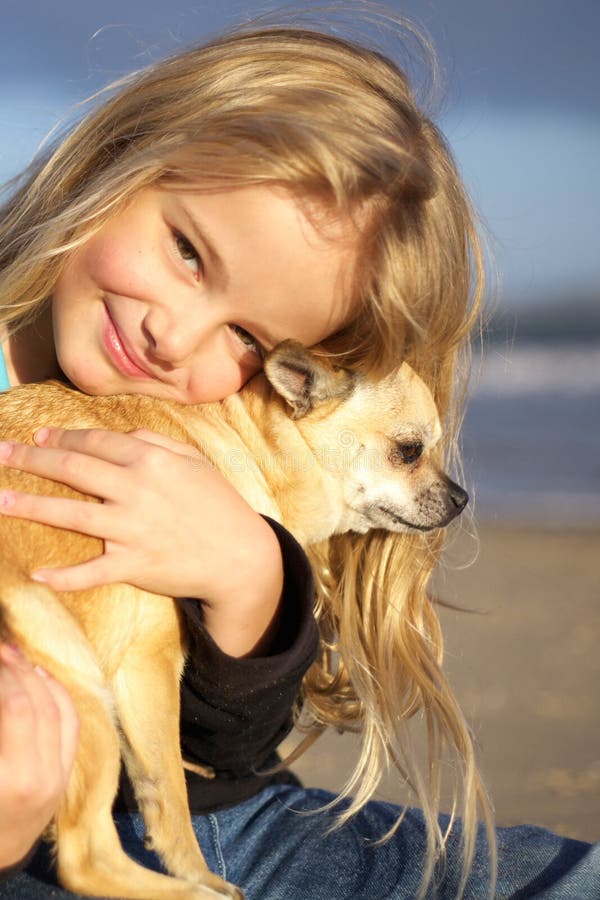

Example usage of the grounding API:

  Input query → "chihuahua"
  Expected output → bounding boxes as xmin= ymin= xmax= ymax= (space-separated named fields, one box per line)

xmin=0 ymin=341 xmax=467 ymax=899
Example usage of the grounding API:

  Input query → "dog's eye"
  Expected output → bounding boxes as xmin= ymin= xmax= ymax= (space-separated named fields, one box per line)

xmin=393 ymin=442 xmax=423 ymax=464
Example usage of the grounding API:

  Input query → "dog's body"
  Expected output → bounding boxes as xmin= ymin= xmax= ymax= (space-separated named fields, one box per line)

xmin=0 ymin=342 xmax=467 ymax=899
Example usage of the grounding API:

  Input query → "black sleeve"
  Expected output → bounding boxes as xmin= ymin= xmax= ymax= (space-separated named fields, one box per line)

xmin=177 ymin=517 xmax=318 ymax=785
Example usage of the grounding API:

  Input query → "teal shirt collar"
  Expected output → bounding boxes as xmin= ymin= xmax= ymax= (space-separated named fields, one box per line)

xmin=0 ymin=343 xmax=10 ymax=392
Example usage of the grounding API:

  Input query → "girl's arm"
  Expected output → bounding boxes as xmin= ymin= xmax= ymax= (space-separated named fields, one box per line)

xmin=179 ymin=517 xmax=318 ymax=777
xmin=0 ymin=644 xmax=79 ymax=876
xmin=0 ymin=427 xmax=284 ymax=658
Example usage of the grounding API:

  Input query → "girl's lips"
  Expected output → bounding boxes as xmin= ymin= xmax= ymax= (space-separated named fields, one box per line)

xmin=102 ymin=305 xmax=154 ymax=379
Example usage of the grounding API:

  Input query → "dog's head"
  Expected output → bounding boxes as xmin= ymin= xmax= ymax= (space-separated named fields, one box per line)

xmin=264 ymin=341 xmax=468 ymax=535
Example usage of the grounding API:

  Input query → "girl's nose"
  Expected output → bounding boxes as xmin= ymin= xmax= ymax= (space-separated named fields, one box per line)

xmin=142 ymin=303 xmax=210 ymax=367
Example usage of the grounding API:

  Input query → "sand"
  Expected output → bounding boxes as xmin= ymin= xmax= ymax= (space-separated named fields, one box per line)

xmin=281 ymin=525 xmax=600 ymax=843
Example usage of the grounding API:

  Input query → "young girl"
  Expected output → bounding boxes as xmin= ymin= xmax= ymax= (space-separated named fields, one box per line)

xmin=0 ymin=20 xmax=597 ymax=900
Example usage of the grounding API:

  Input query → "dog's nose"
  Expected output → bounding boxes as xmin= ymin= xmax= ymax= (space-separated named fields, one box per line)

xmin=449 ymin=482 xmax=469 ymax=511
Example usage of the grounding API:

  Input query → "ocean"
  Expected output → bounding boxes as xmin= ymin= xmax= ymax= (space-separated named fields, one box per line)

xmin=462 ymin=341 xmax=600 ymax=528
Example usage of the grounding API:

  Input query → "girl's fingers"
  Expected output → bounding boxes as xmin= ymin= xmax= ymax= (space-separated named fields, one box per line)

xmin=0 ymin=430 xmax=198 ymax=503
xmin=0 ymin=644 xmax=79 ymax=826
xmin=0 ymin=645 xmax=79 ymax=778
xmin=34 ymin=426 xmax=203 ymax=466
xmin=31 ymin=553 xmax=126 ymax=593
xmin=128 ymin=428 xmax=203 ymax=459
xmin=39 ymin=426 xmax=205 ymax=469
xmin=36 ymin=425 xmax=200 ymax=461
xmin=39 ymin=674 xmax=80 ymax=778
xmin=12 ymin=657 xmax=76 ymax=777
xmin=0 ymin=490 xmax=117 ymax=539
xmin=34 ymin=426 xmax=150 ymax=465
xmin=0 ymin=646 xmax=58 ymax=773
xmin=0 ymin=651 xmax=37 ymax=761
xmin=0 ymin=440 xmax=126 ymax=500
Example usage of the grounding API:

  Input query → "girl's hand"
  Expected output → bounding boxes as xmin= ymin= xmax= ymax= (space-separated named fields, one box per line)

xmin=0 ymin=428 xmax=284 ymax=656
xmin=0 ymin=643 xmax=80 ymax=870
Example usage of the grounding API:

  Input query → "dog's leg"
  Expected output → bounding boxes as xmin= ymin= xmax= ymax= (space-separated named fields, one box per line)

xmin=57 ymin=680 xmax=240 ymax=900
xmin=0 ymin=572 xmax=240 ymax=900
xmin=112 ymin=605 xmax=243 ymax=899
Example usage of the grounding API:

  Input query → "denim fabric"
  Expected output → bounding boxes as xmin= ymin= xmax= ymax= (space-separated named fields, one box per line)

xmin=1 ymin=785 xmax=598 ymax=898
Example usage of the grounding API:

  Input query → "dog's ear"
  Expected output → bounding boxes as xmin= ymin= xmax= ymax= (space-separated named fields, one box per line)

xmin=264 ymin=340 xmax=355 ymax=419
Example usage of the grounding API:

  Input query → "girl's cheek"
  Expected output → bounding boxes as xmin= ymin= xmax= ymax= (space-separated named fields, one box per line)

xmin=186 ymin=358 xmax=245 ymax=404
xmin=65 ymin=200 xmax=167 ymax=303
xmin=84 ymin=238 xmax=146 ymax=297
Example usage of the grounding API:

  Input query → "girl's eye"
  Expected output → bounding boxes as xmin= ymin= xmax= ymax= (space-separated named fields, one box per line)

xmin=174 ymin=232 xmax=201 ymax=277
xmin=229 ymin=324 xmax=264 ymax=360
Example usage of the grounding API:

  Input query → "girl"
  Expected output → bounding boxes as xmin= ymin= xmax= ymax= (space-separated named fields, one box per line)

xmin=0 ymin=19 xmax=597 ymax=900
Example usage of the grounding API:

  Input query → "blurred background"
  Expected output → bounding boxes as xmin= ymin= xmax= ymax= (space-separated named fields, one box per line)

xmin=2 ymin=0 xmax=598 ymax=841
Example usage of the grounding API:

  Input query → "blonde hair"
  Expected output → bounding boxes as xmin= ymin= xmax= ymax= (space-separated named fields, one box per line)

xmin=0 ymin=19 xmax=493 ymax=897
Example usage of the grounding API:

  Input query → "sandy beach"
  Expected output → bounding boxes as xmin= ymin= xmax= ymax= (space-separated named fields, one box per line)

xmin=282 ymin=524 xmax=600 ymax=843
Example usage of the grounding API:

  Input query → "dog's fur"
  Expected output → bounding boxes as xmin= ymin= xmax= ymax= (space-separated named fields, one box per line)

xmin=0 ymin=341 xmax=467 ymax=899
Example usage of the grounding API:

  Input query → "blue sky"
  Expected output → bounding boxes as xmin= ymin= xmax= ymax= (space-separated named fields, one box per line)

xmin=1 ymin=0 xmax=599 ymax=316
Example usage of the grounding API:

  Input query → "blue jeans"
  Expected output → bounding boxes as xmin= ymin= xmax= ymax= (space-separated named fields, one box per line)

xmin=2 ymin=785 xmax=598 ymax=898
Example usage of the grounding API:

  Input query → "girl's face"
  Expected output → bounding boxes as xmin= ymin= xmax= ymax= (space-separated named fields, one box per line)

xmin=51 ymin=185 xmax=359 ymax=403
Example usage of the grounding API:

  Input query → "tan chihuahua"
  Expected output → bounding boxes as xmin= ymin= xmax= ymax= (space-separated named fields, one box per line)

xmin=0 ymin=341 xmax=467 ymax=899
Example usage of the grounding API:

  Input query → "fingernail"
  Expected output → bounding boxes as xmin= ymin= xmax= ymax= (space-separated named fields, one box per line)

xmin=0 ymin=490 xmax=15 ymax=511
xmin=34 ymin=427 xmax=50 ymax=444
xmin=0 ymin=643 xmax=29 ymax=668
xmin=0 ymin=441 xmax=14 ymax=461
xmin=30 ymin=571 xmax=48 ymax=583
xmin=34 ymin=664 xmax=50 ymax=678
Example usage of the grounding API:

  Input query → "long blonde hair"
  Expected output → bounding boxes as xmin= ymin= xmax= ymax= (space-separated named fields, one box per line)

xmin=0 ymin=20 xmax=493 ymax=897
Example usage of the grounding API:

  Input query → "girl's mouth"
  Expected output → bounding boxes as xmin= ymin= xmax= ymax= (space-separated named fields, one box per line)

xmin=102 ymin=304 xmax=154 ymax=379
